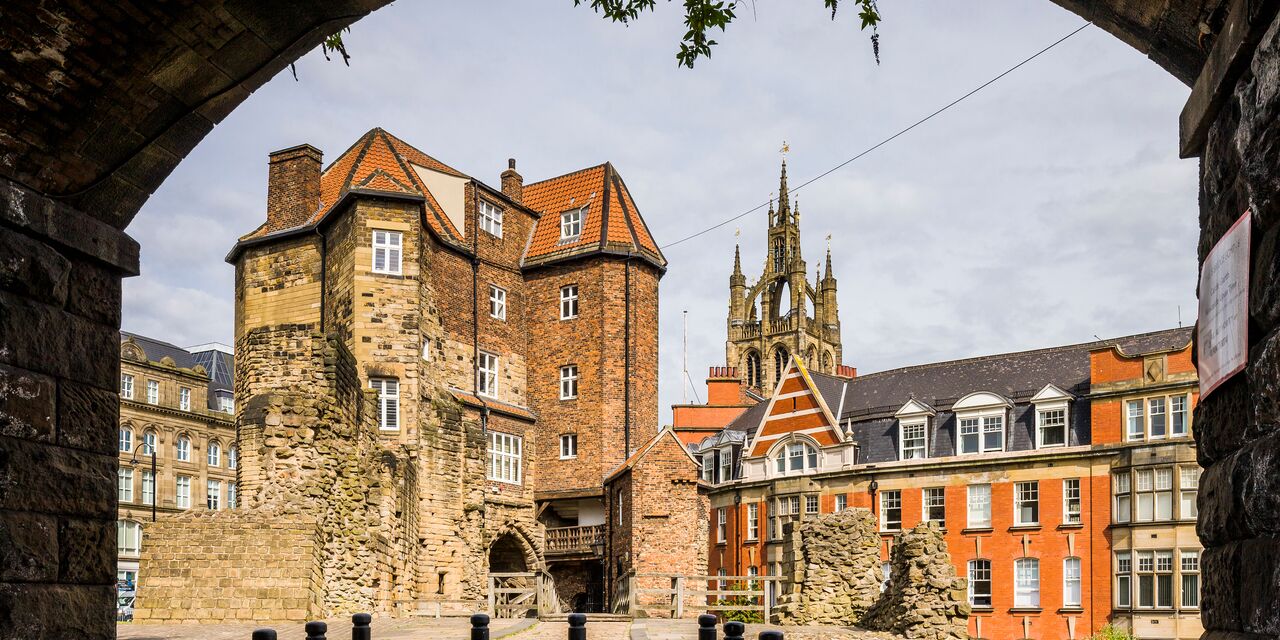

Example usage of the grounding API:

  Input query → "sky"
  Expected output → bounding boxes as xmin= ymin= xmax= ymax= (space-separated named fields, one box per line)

xmin=122 ymin=0 xmax=1200 ymax=426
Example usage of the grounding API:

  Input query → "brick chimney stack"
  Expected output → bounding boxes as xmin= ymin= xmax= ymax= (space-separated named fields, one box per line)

xmin=266 ymin=144 xmax=323 ymax=232
xmin=501 ymin=158 xmax=523 ymax=203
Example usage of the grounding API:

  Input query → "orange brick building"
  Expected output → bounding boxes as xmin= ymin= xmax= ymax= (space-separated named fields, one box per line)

xmin=694 ymin=327 xmax=1199 ymax=639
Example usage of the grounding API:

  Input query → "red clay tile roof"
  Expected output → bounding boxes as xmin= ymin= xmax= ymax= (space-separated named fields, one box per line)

xmin=522 ymin=163 xmax=666 ymax=270
xmin=233 ymin=129 xmax=665 ymax=272
xmin=448 ymin=388 xmax=537 ymax=422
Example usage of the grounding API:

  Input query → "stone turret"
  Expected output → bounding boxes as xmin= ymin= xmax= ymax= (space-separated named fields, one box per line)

xmin=724 ymin=159 xmax=844 ymax=392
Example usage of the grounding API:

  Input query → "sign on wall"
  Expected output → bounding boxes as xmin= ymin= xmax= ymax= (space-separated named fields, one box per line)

xmin=1198 ymin=210 xmax=1252 ymax=397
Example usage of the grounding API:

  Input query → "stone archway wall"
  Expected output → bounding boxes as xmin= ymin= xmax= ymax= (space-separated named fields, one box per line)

xmin=0 ymin=2 xmax=1266 ymax=639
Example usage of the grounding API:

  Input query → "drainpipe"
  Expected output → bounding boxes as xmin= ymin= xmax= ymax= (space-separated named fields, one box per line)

xmin=472 ymin=190 xmax=490 ymax=537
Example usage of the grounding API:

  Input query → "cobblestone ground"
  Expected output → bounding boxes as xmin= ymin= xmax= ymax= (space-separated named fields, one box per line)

xmin=632 ymin=620 xmax=899 ymax=640
xmin=117 ymin=616 xmax=535 ymax=640
xmin=504 ymin=621 xmax=633 ymax=639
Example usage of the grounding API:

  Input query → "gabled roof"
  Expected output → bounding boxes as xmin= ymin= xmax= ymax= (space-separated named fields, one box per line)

xmin=522 ymin=163 xmax=666 ymax=271
xmin=746 ymin=356 xmax=844 ymax=457
xmin=605 ymin=427 xmax=699 ymax=482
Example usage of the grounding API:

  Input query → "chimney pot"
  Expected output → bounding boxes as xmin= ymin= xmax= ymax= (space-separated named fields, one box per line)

xmin=501 ymin=158 xmax=523 ymax=203
xmin=266 ymin=144 xmax=323 ymax=233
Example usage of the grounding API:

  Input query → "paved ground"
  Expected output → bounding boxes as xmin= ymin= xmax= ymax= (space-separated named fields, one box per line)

xmin=632 ymin=619 xmax=899 ymax=640
xmin=118 ymin=616 xmax=536 ymax=640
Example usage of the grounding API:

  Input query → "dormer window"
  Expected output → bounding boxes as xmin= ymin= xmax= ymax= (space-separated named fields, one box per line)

xmin=1031 ymin=384 xmax=1074 ymax=449
xmin=561 ymin=208 xmax=583 ymax=239
xmin=772 ymin=440 xmax=818 ymax=475
xmin=894 ymin=399 xmax=935 ymax=461
xmin=952 ymin=392 xmax=1012 ymax=455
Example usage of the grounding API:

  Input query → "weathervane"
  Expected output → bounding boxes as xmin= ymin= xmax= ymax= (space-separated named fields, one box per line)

xmin=826 ymin=233 xmax=832 ymax=252
xmin=780 ymin=140 xmax=790 ymax=160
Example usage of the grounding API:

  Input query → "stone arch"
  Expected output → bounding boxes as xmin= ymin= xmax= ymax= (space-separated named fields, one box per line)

xmin=772 ymin=344 xmax=790 ymax=386
xmin=805 ymin=345 xmax=817 ymax=369
xmin=487 ymin=521 xmax=541 ymax=573
xmin=821 ymin=350 xmax=833 ymax=371
xmin=743 ymin=349 xmax=762 ymax=388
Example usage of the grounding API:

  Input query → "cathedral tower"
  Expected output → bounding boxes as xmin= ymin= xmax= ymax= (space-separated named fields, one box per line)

xmin=726 ymin=160 xmax=843 ymax=392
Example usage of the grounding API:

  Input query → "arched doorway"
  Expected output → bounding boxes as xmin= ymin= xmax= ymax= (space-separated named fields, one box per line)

xmin=488 ymin=534 xmax=530 ymax=574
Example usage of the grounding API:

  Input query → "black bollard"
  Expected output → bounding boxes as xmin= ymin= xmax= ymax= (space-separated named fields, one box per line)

xmin=697 ymin=614 xmax=718 ymax=640
xmin=758 ymin=632 xmax=784 ymax=640
xmin=723 ymin=621 xmax=746 ymax=640
xmin=305 ymin=621 xmax=327 ymax=640
xmin=471 ymin=613 xmax=491 ymax=640
xmin=352 ymin=613 xmax=372 ymax=640
xmin=567 ymin=612 xmax=587 ymax=640
xmin=251 ymin=630 xmax=277 ymax=640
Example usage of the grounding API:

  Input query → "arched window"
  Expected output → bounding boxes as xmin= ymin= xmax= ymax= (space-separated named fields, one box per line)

xmin=772 ymin=440 xmax=818 ymax=475
xmin=118 ymin=426 xmax=133 ymax=453
xmin=745 ymin=351 xmax=761 ymax=388
xmin=772 ymin=237 xmax=785 ymax=273
xmin=228 ymin=446 xmax=238 ymax=470
xmin=806 ymin=346 xmax=817 ymax=368
xmin=207 ymin=441 xmax=221 ymax=467
xmin=117 ymin=520 xmax=142 ymax=555
xmin=142 ymin=430 xmax=157 ymax=456
xmin=176 ymin=435 xmax=191 ymax=462
xmin=821 ymin=351 xmax=833 ymax=371
xmin=773 ymin=346 xmax=790 ymax=384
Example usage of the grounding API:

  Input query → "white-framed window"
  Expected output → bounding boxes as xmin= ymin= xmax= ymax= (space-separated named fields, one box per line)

xmin=121 ymin=374 xmax=134 ymax=399
xmin=142 ymin=431 xmax=156 ymax=456
xmin=370 ymin=378 xmax=399 ymax=431
xmin=175 ymin=475 xmax=191 ymax=509
xmin=1156 ymin=551 xmax=1175 ymax=608
xmin=561 ymin=207 xmax=583 ymax=239
xmin=119 ymin=427 xmax=133 ymax=453
xmin=560 ymin=285 xmax=579 ymax=320
xmin=1135 ymin=468 xmax=1174 ymax=521
xmin=746 ymin=503 xmax=759 ymax=540
xmin=179 ymin=387 xmax=191 ymax=411
xmin=118 ymin=468 xmax=133 ymax=502
xmin=176 ymin=436 xmax=191 ymax=462
xmin=958 ymin=413 xmax=1005 ymax=454
xmin=718 ymin=451 xmax=731 ymax=483
xmin=701 ymin=452 xmax=715 ymax=483
xmin=229 ymin=482 xmax=238 ymax=509
xmin=489 ymin=285 xmax=506 ymax=320
xmin=967 ymin=484 xmax=992 ymax=529
xmin=372 ymin=229 xmax=403 ymax=275
xmin=478 ymin=199 xmax=503 ymax=238
xmin=560 ymin=365 xmax=579 ymax=399
xmin=923 ymin=487 xmax=945 ymax=526
xmin=770 ymin=495 xmax=801 ymax=540
xmin=207 ymin=480 xmax=221 ymax=510
xmin=422 ymin=338 xmax=432 ymax=361
xmin=1114 ymin=472 xmax=1132 ymax=523
xmin=1064 ymin=557 xmax=1083 ymax=607
xmin=880 ymin=490 xmax=902 ymax=531
xmin=717 ymin=507 xmax=727 ymax=543
xmin=1135 ymin=550 xmax=1175 ymax=608
xmin=117 ymin=520 xmax=142 ymax=555
xmin=1116 ymin=552 xmax=1132 ymax=608
xmin=1127 ymin=399 xmax=1145 ymax=440
xmin=1037 ymin=408 xmax=1067 ymax=448
xmin=1181 ymin=550 xmax=1200 ymax=608
xmin=805 ymin=494 xmax=819 ymax=515
xmin=228 ymin=447 xmax=238 ymax=470
xmin=146 ymin=380 xmax=159 ymax=405
xmin=1127 ymin=393 xmax=1193 ymax=441
xmin=881 ymin=561 xmax=892 ymax=593
xmin=477 ymin=351 xmax=499 ymax=398
xmin=900 ymin=421 xmax=927 ymax=459
xmin=207 ymin=441 xmax=221 ymax=467
xmin=717 ymin=567 xmax=728 ymax=591
xmin=559 ymin=434 xmax=577 ymax=459
xmin=1171 ymin=395 xmax=1189 ymax=436
xmin=488 ymin=431 xmax=522 ymax=484
xmin=218 ymin=394 xmax=234 ymax=414
xmin=1180 ymin=466 xmax=1200 ymax=519
xmin=1014 ymin=481 xmax=1039 ymax=526
xmin=772 ymin=441 xmax=819 ymax=475
xmin=835 ymin=494 xmax=848 ymax=513
xmin=1063 ymin=478 xmax=1082 ymax=525
xmin=968 ymin=559 xmax=992 ymax=607
xmin=1014 ymin=558 xmax=1040 ymax=608
xmin=141 ymin=470 xmax=155 ymax=506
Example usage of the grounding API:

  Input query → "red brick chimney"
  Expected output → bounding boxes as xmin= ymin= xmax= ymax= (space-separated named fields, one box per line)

xmin=706 ymin=366 xmax=744 ymax=405
xmin=835 ymin=364 xmax=858 ymax=379
xmin=266 ymin=144 xmax=322 ymax=232
xmin=501 ymin=158 xmax=523 ymax=203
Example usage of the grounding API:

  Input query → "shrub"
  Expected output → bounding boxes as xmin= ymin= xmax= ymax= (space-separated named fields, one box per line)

xmin=715 ymin=581 xmax=764 ymax=624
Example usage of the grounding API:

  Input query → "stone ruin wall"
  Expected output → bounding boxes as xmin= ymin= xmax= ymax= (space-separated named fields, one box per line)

xmin=776 ymin=510 xmax=968 ymax=639
xmin=862 ymin=521 xmax=970 ymax=640
xmin=136 ymin=328 xmax=420 ymax=621
xmin=775 ymin=508 xmax=882 ymax=625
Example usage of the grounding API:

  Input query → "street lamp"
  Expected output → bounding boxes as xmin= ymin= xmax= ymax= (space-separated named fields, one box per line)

xmin=129 ymin=441 xmax=157 ymax=522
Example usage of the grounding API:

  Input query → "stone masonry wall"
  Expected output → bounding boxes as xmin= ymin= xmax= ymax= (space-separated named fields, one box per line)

xmin=774 ymin=508 xmax=881 ymax=625
xmin=861 ymin=522 xmax=969 ymax=640
xmin=133 ymin=514 xmax=324 ymax=622
xmin=1197 ymin=9 xmax=1280 ymax=640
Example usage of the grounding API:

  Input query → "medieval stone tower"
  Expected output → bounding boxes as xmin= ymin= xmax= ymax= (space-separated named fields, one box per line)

xmin=726 ymin=160 xmax=842 ymax=393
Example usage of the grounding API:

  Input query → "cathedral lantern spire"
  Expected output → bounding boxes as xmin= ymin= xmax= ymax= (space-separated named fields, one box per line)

xmin=776 ymin=159 xmax=791 ymax=220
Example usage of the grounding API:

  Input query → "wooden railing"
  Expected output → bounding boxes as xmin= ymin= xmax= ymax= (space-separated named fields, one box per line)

xmin=545 ymin=525 xmax=604 ymax=556
xmin=633 ymin=573 xmax=781 ymax=622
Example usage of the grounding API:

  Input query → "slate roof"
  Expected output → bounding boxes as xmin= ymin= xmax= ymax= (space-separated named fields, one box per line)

xmin=232 ymin=128 xmax=666 ymax=271
xmin=120 ymin=331 xmax=196 ymax=369
xmin=121 ymin=332 xmax=236 ymax=413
